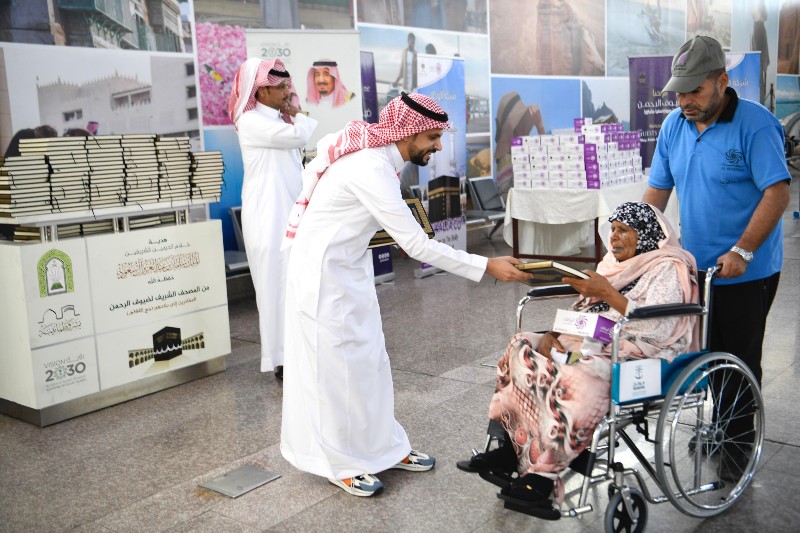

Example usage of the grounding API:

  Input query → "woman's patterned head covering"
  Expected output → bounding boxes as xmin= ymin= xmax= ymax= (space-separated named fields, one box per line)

xmin=609 ymin=201 xmax=666 ymax=256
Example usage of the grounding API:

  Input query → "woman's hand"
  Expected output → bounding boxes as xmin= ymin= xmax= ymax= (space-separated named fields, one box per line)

xmin=564 ymin=270 xmax=629 ymax=315
xmin=537 ymin=332 xmax=564 ymax=358
xmin=563 ymin=270 xmax=612 ymax=298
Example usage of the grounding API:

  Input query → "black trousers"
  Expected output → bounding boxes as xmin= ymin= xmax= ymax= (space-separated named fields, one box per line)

xmin=699 ymin=271 xmax=780 ymax=383
xmin=698 ymin=272 xmax=781 ymax=448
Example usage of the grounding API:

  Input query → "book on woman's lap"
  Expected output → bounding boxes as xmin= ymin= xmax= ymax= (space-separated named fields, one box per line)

xmin=514 ymin=260 xmax=589 ymax=287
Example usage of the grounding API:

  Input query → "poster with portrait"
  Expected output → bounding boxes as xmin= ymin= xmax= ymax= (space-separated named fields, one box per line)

xmin=245 ymin=30 xmax=363 ymax=150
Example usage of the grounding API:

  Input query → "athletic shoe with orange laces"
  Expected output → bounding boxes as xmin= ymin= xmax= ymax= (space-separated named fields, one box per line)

xmin=328 ymin=474 xmax=384 ymax=497
xmin=391 ymin=450 xmax=436 ymax=471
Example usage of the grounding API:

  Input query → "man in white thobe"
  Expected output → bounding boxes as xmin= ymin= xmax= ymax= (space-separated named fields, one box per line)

xmin=280 ymin=92 xmax=532 ymax=497
xmin=228 ymin=58 xmax=318 ymax=379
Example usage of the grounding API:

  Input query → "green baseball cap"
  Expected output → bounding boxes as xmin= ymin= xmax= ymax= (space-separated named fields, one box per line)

xmin=662 ymin=35 xmax=726 ymax=93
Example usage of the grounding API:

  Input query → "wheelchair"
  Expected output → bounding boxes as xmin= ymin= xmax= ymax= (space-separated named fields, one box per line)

xmin=465 ymin=267 xmax=764 ymax=532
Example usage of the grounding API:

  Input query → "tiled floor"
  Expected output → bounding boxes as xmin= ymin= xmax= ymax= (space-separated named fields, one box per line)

xmin=2 ymin=176 xmax=799 ymax=532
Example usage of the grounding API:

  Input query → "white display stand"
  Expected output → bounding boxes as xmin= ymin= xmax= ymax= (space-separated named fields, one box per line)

xmin=0 ymin=206 xmax=231 ymax=426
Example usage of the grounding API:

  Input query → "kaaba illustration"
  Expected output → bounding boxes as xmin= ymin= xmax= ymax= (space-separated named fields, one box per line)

xmin=427 ymin=175 xmax=461 ymax=223
xmin=128 ymin=328 xmax=205 ymax=368
xmin=153 ymin=326 xmax=182 ymax=361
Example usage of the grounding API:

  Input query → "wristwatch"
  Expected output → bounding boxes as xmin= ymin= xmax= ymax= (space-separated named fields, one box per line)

xmin=730 ymin=246 xmax=754 ymax=263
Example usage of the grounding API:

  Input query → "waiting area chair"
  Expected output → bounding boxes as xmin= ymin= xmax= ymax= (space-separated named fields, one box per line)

xmin=467 ymin=176 xmax=505 ymax=238
xmin=224 ymin=206 xmax=249 ymax=273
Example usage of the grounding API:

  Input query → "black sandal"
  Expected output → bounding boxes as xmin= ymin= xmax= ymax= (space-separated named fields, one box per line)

xmin=456 ymin=434 xmax=517 ymax=474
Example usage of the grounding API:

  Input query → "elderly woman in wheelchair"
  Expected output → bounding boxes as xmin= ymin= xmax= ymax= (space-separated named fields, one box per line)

xmin=459 ymin=202 xmax=763 ymax=529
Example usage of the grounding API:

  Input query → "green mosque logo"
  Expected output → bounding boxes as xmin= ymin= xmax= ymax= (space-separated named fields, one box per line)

xmin=37 ymin=249 xmax=74 ymax=297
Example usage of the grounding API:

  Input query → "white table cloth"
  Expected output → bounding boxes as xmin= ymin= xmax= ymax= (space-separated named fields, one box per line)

xmin=503 ymin=182 xmax=680 ymax=258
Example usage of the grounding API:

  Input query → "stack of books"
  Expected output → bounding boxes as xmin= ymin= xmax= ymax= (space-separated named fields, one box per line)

xmin=85 ymin=135 xmax=126 ymax=209
xmin=58 ymin=219 xmax=117 ymax=239
xmin=0 ymin=154 xmax=52 ymax=218
xmin=2 ymin=134 xmax=226 ymax=229
xmin=13 ymin=225 xmax=42 ymax=241
xmin=129 ymin=213 xmax=177 ymax=230
xmin=155 ymin=136 xmax=192 ymax=201
xmin=189 ymin=151 xmax=224 ymax=201
xmin=19 ymin=137 xmax=90 ymax=213
xmin=121 ymin=134 xmax=160 ymax=205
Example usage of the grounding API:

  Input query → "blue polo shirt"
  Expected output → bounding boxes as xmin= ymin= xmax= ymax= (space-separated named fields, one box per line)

xmin=648 ymin=88 xmax=791 ymax=284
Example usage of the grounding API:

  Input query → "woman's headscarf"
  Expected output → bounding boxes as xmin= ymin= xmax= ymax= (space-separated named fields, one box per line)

xmin=282 ymin=92 xmax=450 ymax=245
xmin=608 ymin=201 xmax=666 ymax=256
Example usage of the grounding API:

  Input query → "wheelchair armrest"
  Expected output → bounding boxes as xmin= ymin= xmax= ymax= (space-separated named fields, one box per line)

xmin=526 ymin=285 xmax=579 ymax=298
xmin=627 ymin=303 xmax=703 ymax=320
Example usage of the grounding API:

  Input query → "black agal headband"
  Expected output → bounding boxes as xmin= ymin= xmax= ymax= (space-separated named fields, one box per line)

xmin=401 ymin=92 xmax=448 ymax=122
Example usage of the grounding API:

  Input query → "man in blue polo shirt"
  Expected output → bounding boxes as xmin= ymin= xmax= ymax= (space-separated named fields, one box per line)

xmin=644 ymin=35 xmax=791 ymax=480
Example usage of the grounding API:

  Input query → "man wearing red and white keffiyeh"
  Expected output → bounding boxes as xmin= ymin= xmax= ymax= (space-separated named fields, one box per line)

xmin=280 ymin=92 xmax=532 ymax=498
xmin=228 ymin=58 xmax=317 ymax=380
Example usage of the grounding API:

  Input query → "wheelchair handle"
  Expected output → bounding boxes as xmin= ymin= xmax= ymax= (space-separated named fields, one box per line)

xmin=627 ymin=303 xmax=704 ymax=320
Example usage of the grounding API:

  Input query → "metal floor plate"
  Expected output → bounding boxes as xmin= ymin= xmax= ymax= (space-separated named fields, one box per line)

xmin=198 ymin=465 xmax=280 ymax=498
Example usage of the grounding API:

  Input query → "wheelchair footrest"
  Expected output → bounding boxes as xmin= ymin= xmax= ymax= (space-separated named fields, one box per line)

xmin=502 ymin=499 xmax=561 ymax=521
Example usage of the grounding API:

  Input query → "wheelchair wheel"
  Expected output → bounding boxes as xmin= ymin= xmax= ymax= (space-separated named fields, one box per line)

xmin=604 ymin=487 xmax=647 ymax=533
xmin=655 ymin=352 xmax=764 ymax=518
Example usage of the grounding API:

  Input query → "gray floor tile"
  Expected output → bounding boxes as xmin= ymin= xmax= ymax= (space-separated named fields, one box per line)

xmin=1 ymin=175 xmax=799 ymax=532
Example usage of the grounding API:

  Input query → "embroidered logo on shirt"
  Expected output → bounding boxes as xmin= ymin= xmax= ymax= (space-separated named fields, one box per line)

xmin=724 ymin=149 xmax=744 ymax=166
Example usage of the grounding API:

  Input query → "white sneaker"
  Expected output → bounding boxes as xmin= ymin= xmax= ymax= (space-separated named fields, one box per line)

xmin=391 ymin=450 xmax=436 ymax=471
xmin=328 ymin=474 xmax=384 ymax=497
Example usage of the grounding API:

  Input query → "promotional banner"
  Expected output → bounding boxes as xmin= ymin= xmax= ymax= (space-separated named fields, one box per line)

xmin=361 ymin=50 xmax=395 ymax=284
xmin=245 ymin=30 xmax=363 ymax=151
xmin=415 ymin=55 xmax=467 ymax=263
xmin=630 ymin=52 xmax=761 ymax=169
xmin=360 ymin=51 xmax=380 ymax=124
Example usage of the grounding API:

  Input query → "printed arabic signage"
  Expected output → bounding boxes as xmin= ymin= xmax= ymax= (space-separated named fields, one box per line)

xmin=86 ymin=221 xmax=228 ymax=333
xmin=85 ymin=220 xmax=230 ymax=390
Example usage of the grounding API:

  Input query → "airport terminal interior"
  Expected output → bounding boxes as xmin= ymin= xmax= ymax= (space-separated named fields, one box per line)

xmin=1 ymin=173 xmax=798 ymax=532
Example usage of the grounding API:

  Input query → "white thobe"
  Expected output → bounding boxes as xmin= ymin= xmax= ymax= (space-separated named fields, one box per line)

xmin=236 ymin=102 xmax=317 ymax=372
xmin=281 ymin=143 xmax=487 ymax=480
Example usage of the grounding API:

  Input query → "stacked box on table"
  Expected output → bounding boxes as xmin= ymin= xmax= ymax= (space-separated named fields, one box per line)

xmin=509 ymin=120 xmax=645 ymax=190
